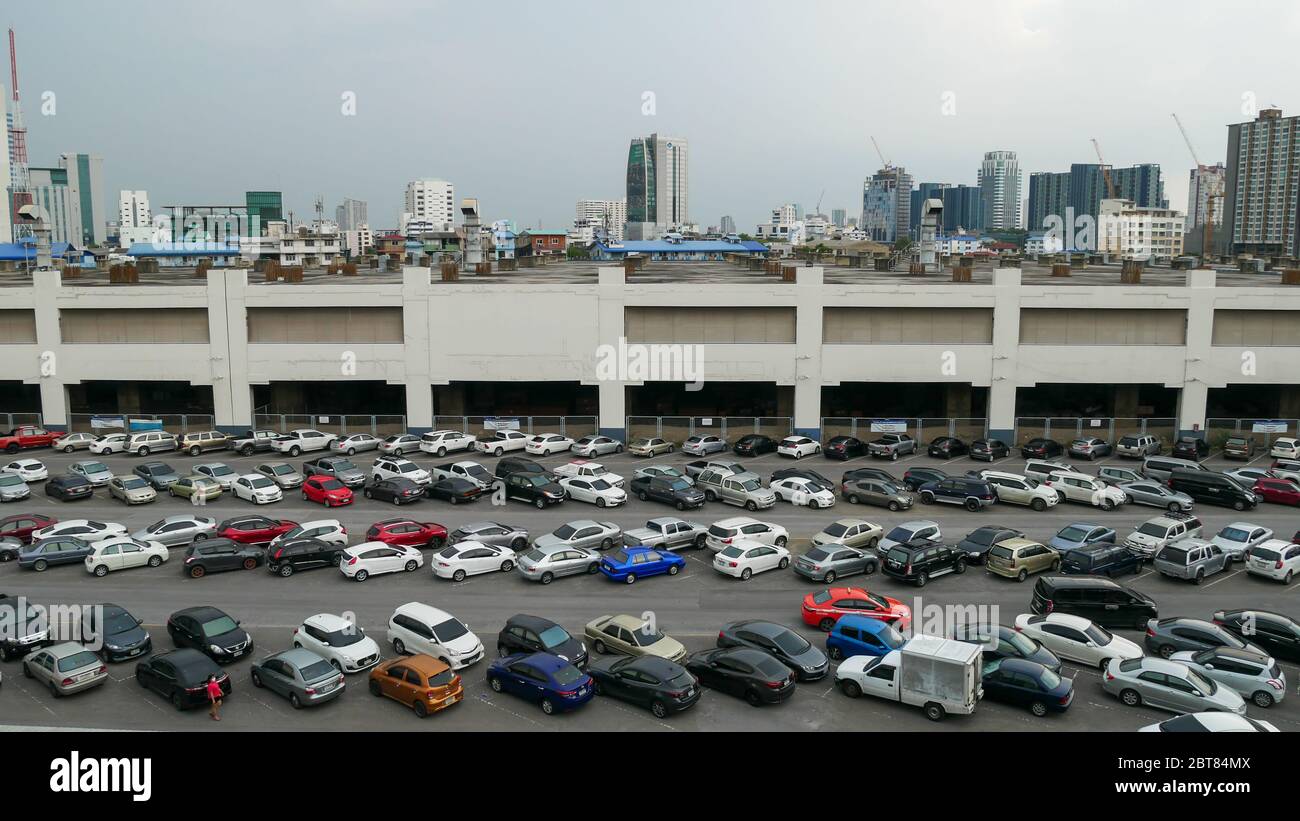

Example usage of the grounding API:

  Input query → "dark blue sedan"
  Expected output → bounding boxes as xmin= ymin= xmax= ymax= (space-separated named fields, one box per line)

xmin=980 ymin=657 xmax=1073 ymax=717
xmin=599 ymin=546 xmax=686 ymax=584
xmin=18 ymin=536 xmax=93 ymax=571
xmin=486 ymin=652 xmax=594 ymax=715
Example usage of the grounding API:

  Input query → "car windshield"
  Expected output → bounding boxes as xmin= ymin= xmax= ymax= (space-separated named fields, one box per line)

xmin=885 ymin=526 xmax=916 ymax=542
xmin=1138 ymin=523 xmax=1169 ymax=537
xmin=0 ymin=474 xmax=23 ymax=486
xmin=553 ymin=524 xmax=577 ymax=540
xmin=1038 ymin=668 xmax=1063 ymax=689
xmin=523 ymin=475 xmax=549 ymax=487
xmin=740 ymin=478 xmax=761 ymax=492
xmin=629 ymin=627 xmax=665 ymax=646
xmin=720 ymin=546 xmax=744 ymax=558
xmin=967 ymin=529 xmax=1001 ymax=546
xmin=268 ymin=464 xmax=293 ymax=475
xmin=82 ymin=462 xmax=108 ymax=473
xmin=771 ymin=629 xmax=812 ymax=655
xmin=1006 ymin=631 xmax=1038 ymax=655
xmin=805 ymin=547 xmax=832 ymax=561
xmin=552 ymin=664 xmax=584 ymax=686
xmin=1083 ymin=624 xmax=1113 ymax=645
xmin=880 ymin=482 xmax=903 ymax=494
xmin=320 ymin=479 xmax=345 ymax=490
xmin=208 ymin=465 xmax=234 ymax=476
xmin=590 ymin=479 xmax=612 ymax=491
xmin=538 ymin=625 xmax=571 ymax=649
xmin=432 ymin=618 xmax=469 ymax=643
xmin=201 ymin=616 xmax=239 ymax=637
xmin=1057 ymin=525 xmax=1089 ymax=542
xmin=822 ymin=523 xmax=849 ymax=538
xmin=397 ymin=463 xmax=419 ymax=473
xmin=332 ymin=460 xmax=356 ymax=471
xmin=1218 ymin=527 xmax=1250 ymax=543
xmin=1158 ymin=547 xmax=1189 ymax=563
xmin=465 ymin=465 xmax=491 ymax=479
xmin=120 ymin=477 xmax=148 ymax=490
xmin=323 ymin=627 xmax=366 ymax=647
xmin=57 ymin=651 xmax=101 ymax=672
xmin=668 ymin=479 xmax=692 ymax=492
xmin=249 ymin=477 xmax=274 ymax=488
xmin=299 ymin=659 xmax=336 ymax=680
xmin=1184 ymin=669 xmax=1215 ymax=694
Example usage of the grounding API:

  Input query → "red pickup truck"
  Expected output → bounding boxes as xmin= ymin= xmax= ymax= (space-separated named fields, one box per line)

xmin=0 ymin=426 xmax=60 ymax=453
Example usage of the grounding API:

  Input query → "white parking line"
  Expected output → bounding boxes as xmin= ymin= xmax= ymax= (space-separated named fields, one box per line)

xmin=1201 ymin=568 xmax=1244 ymax=588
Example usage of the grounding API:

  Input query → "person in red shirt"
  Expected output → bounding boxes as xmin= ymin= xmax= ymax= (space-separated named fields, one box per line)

xmin=206 ymin=674 xmax=224 ymax=721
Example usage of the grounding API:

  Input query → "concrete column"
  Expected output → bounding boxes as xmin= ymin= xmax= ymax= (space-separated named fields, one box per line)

xmin=30 ymin=270 xmax=68 ymax=429
xmin=793 ymin=266 xmax=824 ymax=439
xmin=1180 ymin=268 xmax=1216 ymax=437
xmin=207 ymin=268 xmax=252 ymax=432
xmin=401 ymin=266 xmax=434 ymax=432
xmin=987 ymin=267 xmax=1022 ymax=442
xmin=595 ymin=267 xmax=628 ymax=440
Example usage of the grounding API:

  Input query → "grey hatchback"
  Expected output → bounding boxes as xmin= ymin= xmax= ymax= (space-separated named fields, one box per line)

xmin=1143 ymin=617 xmax=1264 ymax=659
xmin=792 ymin=544 xmax=878 ymax=583
xmin=250 ymin=648 xmax=346 ymax=708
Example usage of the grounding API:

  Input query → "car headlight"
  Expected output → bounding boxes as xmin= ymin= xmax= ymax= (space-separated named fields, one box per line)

xmin=209 ymin=644 xmax=226 ymax=655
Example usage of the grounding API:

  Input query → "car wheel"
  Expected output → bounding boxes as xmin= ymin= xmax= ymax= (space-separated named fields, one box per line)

xmin=63 ymin=445 xmax=74 ymax=453
xmin=435 ymin=447 xmax=447 ymax=457
xmin=923 ymin=703 xmax=946 ymax=721
xmin=499 ymin=560 xmax=514 ymax=573
xmin=915 ymin=572 xmax=928 ymax=587
xmin=411 ymin=698 xmax=429 ymax=718
xmin=243 ymin=558 xmax=257 ymax=570
xmin=363 ymin=488 xmax=372 ymax=499
xmin=354 ymin=570 xmax=368 ymax=582
xmin=1253 ymin=691 xmax=1275 ymax=708
xmin=290 ymin=446 xmax=301 ymax=457
xmin=488 ymin=676 xmax=504 ymax=693
xmin=1051 ymin=558 xmax=1062 ymax=571
xmin=451 ymin=569 xmax=467 ymax=582
xmin=189 ymin=565 xmax=206 ymax=579
xmin=650 ymin=700 xmax=668 ymax=718
xmin=740 ymin=568 xmax=752 ymax=581
xmin=625 ymin=573 xmax=637 ymax=585
xmin=402 ymin=560 xmax=417 ymax=573
xmin=189 ymin=446 xmax=201 ymax=456
xmin=1232 ymin=500 xmax=1245 ymax=511
xmin=170 ymin=691 xmax=184 ymax=710
xmin=494 ymin=448 xmax=504 ymax=457
xmin=1194 ymin=569 xmax=1205 ymax=585
xmin=848 ymin=494 xmax=861 ymax=505
xmin=391 ymin=639 xmax=407 ymax=656
xmin=744 ymin=689 xmax=763 ymax=707
xmin=920 ymin=492 xmax=933 ymax=505
xmin=745 ymin=500 xmax=757 ymax=511
xmin=818 ymin=618 xmax=835 ymax=632
xmin=1119 ymin=689 xmax=1141 ymax=707
xmin=22 ymin=661 xmax=33 ymax=678
xmin=1285 ymin=570 xmax=1294 ymax=584
xmin=887 ymin=501 xmax=899 ymax=512
xmin=33 ymin=559 xmax=47 ymax=572
xmin=279 ymin=564 xmax=294 ymax=578
xmin=955 ymin=558 xmax=967 ymax=574
xmin=368 ymin=679 xmax=382 ymax=697
xmin=540 ymin=698 xmax=556 ymax=715
xmin=704 ymin=490 xmax=717 ymax=502
xmin=778 ymin=557 xmax=790 ymax=570
xmin=93 ymin=564 xmax=108 ymax=577
xmin=1167 ymin=502 xmax=1181 ymax=512
xmin=823 ymin=570 xmax=837 ymax=583
xmin=965 ymin=498 xmax=981 ymax=512
xmin=596 ymin=497 xmax=606 ymax=508
xmin=1030 ymin=701 xmax=1048 ymax=717
xmin=839 ymin=679 xmax=861 ymax=698
xmin=1016 ymin=568 xmax=1028 ymax=582
xmin=1030 ymin=499 xmax=1047 ymax=514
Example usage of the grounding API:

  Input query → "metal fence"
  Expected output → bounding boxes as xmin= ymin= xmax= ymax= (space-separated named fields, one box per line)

xmin=820 ymin=417 xmax=988 ymax=443
xmin=434 ymin=416 xmax=599 ymax=439
xmin=0 ymin=412 xmax=43 ymax=430
xmin=625 ymin=416 xmax=793 ymax=444
xmin=1205 ymin=418 xmax=1300 ymax=451
xmin=253 ymin=414 xmax=409 ymax=436
xmin=1013 ymin=417 xmax=1177 ymax=447
xmin=65 ymin=413 xmax=216 ymax=434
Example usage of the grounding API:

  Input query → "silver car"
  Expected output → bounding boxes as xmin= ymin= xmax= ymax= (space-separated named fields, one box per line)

xmin=447 ymin=521 xmax=529 ymax=551
xmin=1210 ymin=522 xmax=1274 ymax=561
xmin=533 ymin=520 xmax=621 ymax=552
xmin=69 ymin=460 xmax=114 ymax=487
xmin=878 ymin=520 xmax=941 ymax=555
xmin=256 ymin=461 xmax=304 ymax=489
xmin=193 ymin=462 xmax=239 ymax=490
xmin=517 ymin=543 xmax=601 ymax=583
xmin=1170 ymin=647 xmax=1287 ymax=709
xmin=571 ymin=435 xmax=624 ymax=457
xmin=0 ymin=471 xmax=30 ymax=502
xmin=250 ymin=648 xmax=346 ymax=708
xmin=108 ymin=476 xmax=156 ymax=505
xmin=682 ymin=434 xmax=728 ymax=455
xmin=792 ymin=544 xmax=878 ymax=583
xmin=330 ymin=433 xmax=382 ymax=455
xmin=22 ymin=642 xmax=109 ymax=697
xmin=696 ymin=469 xmax=776 ymax=510
xmin=1104 ymin=656 xmax=1246 ymax=715
xmin=1118 ymin=481 xmax=1193 ymax=512
xmin=378 ymin=434 xmax=422 ymax=456
xmin=1153 ymin=537 xmax=1229 ymax=584
xmin=131 ymin=515 xmax=218 ymax=547
xmin=1098 ymin=465 xmax=1143 ymax=486
xmin=632 ymin=465 xmax=694 ymax=486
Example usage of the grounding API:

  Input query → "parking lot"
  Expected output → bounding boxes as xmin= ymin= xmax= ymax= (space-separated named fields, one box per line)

xmin=2 ymin=439 xmax=1299 ymax=732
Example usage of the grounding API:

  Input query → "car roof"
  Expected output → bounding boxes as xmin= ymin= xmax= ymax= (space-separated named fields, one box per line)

xmin=838 ymin=614 xmax=894 ymax=634
xmin=893 ymin=520 xmax=937 ymax=530
xmin=507 ymin=613 xmax=560 ymax=632
xmin=393 ymin=601 xmax=453 ymax=622
xmin=829 ymin=517 xmax=871 ymax=527
xmin=714 ymin=516 xmax=758 ymax=527
xmin=175 ymin=605 xmax=227 ymax=621
xmin=1040 ymin=612 xmax=1093 ymax=629
xmin=392 ymin=653 xmax=452 ymax=675
xmin=304 ymin=613 xmax=353 ymax=631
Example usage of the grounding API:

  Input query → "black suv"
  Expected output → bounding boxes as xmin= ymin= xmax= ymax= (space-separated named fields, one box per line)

xmin=1020 ymin=438 xmax=1064 ymax=459
xmin=266 ymin=537 xmax=345 ymax=577
xmin=902 ymin=467 xmax=948 ymax=492
xmin=882 ymin=539 xmax=967 ymax=586
xmin=955 ymin=525 xmax=1023 ymax=564
xmin=1172 ymin=436 xmax=1210 ymax=461
xmin=733 ymin=434 xmax=778 ymax=456
xmin=917 ymin=476 xmax=997 ymax=511
xmin=1029 ymin=575 xmax=1157 ymax=628
xmin=181 ymin=538 xmax=264 ymax=579
xmin=927 ymin=437 xmax=968 ymax=459
xmin=493 ymin=456 xmax=550 ymax=483
xmin=823 ymin=436 xmax=866 ymax=460
xmin=629 ymin=475 xmax=705 ymax=510
xmin=502 ymin=471 xmax=565 ymax=509
xmin=496 ymin=614 xmax=588 ymax=668
xmin=1060 ymin=543 xmax=1143 ymax=577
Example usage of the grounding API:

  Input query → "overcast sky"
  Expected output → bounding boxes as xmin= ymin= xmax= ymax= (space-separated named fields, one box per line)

xmin=11 ymin=0 xmax=1298 ymax=233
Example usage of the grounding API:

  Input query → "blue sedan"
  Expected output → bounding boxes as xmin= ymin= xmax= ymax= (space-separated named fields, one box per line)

xmin=599 ymin=546 xmax=686 ymax=584
xmin=826 ymin=615 xmax=905 ymax=660
xmin=18 ymin=536 xmax=93 ymax=572
xmin=486 ymin=652 xmax=594 ymax=715
xmin=980 ymin=657 xmax=1074 ymax=717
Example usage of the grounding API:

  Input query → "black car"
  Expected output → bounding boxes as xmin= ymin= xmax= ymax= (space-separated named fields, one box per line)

xmin=955 ymin=525 xmax=1024 ymax=564
xmin=882 ymin=539 xmax=967 ymax=586
xmin=917 ymin=476 xmax=997 ymax=511
xmin=132 ymin=461 xmax=180 ymax=490
xmin=84 ymin=602 xmax=152 ymax=662
xmin=1060 ymin=542 xmax=1143 ymax=577
xmin=733 ymin=434 xmax=778 ymax=456
xmin=181 ymin=538 xmax=264 ymax=579
xmin=496 ymin=614 xmax=588 ymax=668
xmin=629 ymin=475 xmax=705 ymax=510
xmin=1029 ymin=575 xmax=1158 ymax=629
xmin=45 ymin=474 xmax=93 ymax=501
xmin=1020 ymin=438 xmax=1064 ymax=459
xmin=970 ymin=438 xmax=1010 ymax=461
xmin=136 ymin=648 xmax=231 ymax=710
xmin=902 ymin=467 xmax=948 ymax=492
xmin=265 ymin=537 xmax=345 ymax=577
xmin=502 ymin=472 xmax=565 ymax=509
xmin=494 ymin=456 xmax=550 ymax=483
xmin=589 ymin=655 xmax=701 ymax=717
xmin=364 ymin=477 xmax=424 ymax=505
xmin=167 ymin=605 xmax=253 ymax=662
xmin=980 ymin=658 xmax=1073 ymax=716
xmin=771 ymin=467 xmax=834 ymax=487
xmin=717 ymin=619 xmax=829 ymax=681
xmin=841 ymin=467 xmax=898 ymax=485
xmin=928 ymin=437 xmax=968 ymax=459
xmin=1213 ymin=609 xmax=1300 ymax=662
xmin=1169 ymin=469 xmax=1257 ymax=511
xmin=823 ymin=436 xmax=866 ymax=460
xmin=951 ymin=623 xmax=1062 ymax=673
xmin=685 ymin=647 xmax=796 ymax=706
xmin=425 ymin=477 xmax=483 ymax=504
xmin=1172 ymin=436 xmax=1210 ymax=461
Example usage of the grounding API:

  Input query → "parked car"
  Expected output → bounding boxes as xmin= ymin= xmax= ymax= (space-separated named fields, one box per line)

xmin=704 ymin=516 xmax=788 ymax=552
xmin=53 ymin=432 xmax=96 ymax=453
xmin=365 ymin=518 xmax=446 ymax=549
xmin=1097 ymin=465 xmax=1143 ymax=486
xmin=842 ymin=477 xmax=914 ymax=511
xmin=88 ymin=433 xmax=130 ymax=455
xmin=633 ymin=464 xmax=693 ymax=486
xmin=793 ymin=543 xmax=878 ymax=583
xmin=686 ymin=647 xmax=795 ymax=706
xmin=1244 ymin=538 xmax=1300 ymax=583
xmin=368 ymin=654 xmax=463 ymax=717
xmin=570 ymin=435 xmax=623 ymax=457
xmin=1210 ymin=522 xmax=1274 ymax=561
xmin=501 ymin=471 xmax=566 ymax=509
xmin=1254 ymin=476 xmax=1300 ymax=506
xmin=598 ymin=545 xmax=686 ymax=584
xmin=1105 ymin=656 xmax=1246 ymax=715
xmin=1223 ymin=436 xmax=1257 ymax=460
xmin=588 ymin=655 xmax=699 ymax=717
xmin=1273 ymin=458 xmax=1300 ymax=482
xmin=777 ymin=435 xmax=821 ymax=459
xmin=364 ymin=477 xmax=425 ymax=505
xmin=969 ymin=438 xmax=1010 ymax=461
xmin=1068 ymin=437 xmax=1112 ymax=460
xmin=769 ymin=476 xmax=835 ymax=508
xmin=227 ymin=429 xmax=282 ymax=456
xmin=978 ymin=470 xmax=1058 ymax=511
xmin=303 ymin=456 xmax=366 ymax=488
xmin=84 ymin=602 xmax=152 ymax=662
xmin=1013 ymin=612 xmax=1142 ymax=669
xmin=135 ymin=649 xmax=229 ymax=710
xmin=0 ymin=512 xmax=56 ymax=547
xmin=697 ymin=469 xmax=776 ymax=510
xmin=985 ymin=537 xmax=1060 ymax=582
xmin=681 ymin=433 xmax=726 ymax=456
xmin=266 ymin=538 xmax=346 ymax=577
xmin=1172 ymin=436 xmax=1210 ymax=461
xmin=718 ymin=619 xmax=828 ymax=681
xmin=1116 ymin=434 xmax=1162 ymax=459
xmin=0 ymin=425 xmax=60 ymax=453
xmin=21 ymin=642 xmax=108 ymax=697
xmin=901 ymin=467 xmax=947 ymax=492
xmin=127 ymin=515 xmax=214 ymax=548
xmin=628 ymin=437 xmax=675 ymax=457
xmin=1123 ymin=513 xmax=1205 ymax=557
xmin=121 ymin=431 xmax=180 ymax=456
xmin=1118 ymin=480 xmax=1193 ymax=512
xmin=192 ymin=462 xmax=238 ymax=490
xmin=982 ymin=658 xmax=1074 ymax=717
xmin=425 ymin=477 xmax=484 ymax=504
xmin=133 ymin=461 xmax=180 ymax=490
xmin=215 ymin=514 xmax=296 ymax=545
xmin=31 ymin=518 xmax=126 ymax=542
xmin=621 ymin=516 xmax=707 ymax=550
xmin=713 ymin=539 xmax=790 ymax=580
xmin=378 ymin=433 xmax=422 ymax=456
xmin=823 ymin=435 xmax=867 ymax=460
xmin=371 ymin=456 xmax=432 ymax=487
xmin=800 ymin=586 xmax=912 ymax=632
xmin=302 ymin=475 xmax=354 ymax=507
xmin=0 ymin=594 xmax=50 ymax=660
xmin=1212 ymin=610 xmax=1300 ymax=663
xmin=586 ymin=613 xmax=686 ymax=661
xmin=84 ymin=537 xmax=169 ymax=576
xmin=418 ymin=430 xmax=476 ymax=457
xmin=558 ymin=476 xmax=626 ymax=507
xmin=809 ymin=517 xmax=882 ymax=552
xmin=882 ymin=539 xmax=967 ymax=586
xmin=954 ymin=525 xmax=1024 ymax=564
xmin=340 ymin=542 xmax=423 ymax=581
xmin=733 ymin=434 xmax=778 ymax=456
xmin=232 ymin=474 xmax=282 ymax=505
xmin=430 ymin=460 xmax=494 ymax=491
xmin=684 ymin=459 xmax=742 ymax=479
xmin=69 ymin=460 xmax=113 ymax=487
xmin=927 ymin=436 xmax=968 ymax=459
xmin=250 ymin=648 xmax=345 ymax=709
xmin=19 ymin=536 xmax=94 ymax=571
xmin=1153 ymin=537 xmax=1228 ymax=584
xmin=292 ymin=613 xmax=382 ymax=674
xmin=826 ymin=615 xmax=906 ymax=660
xmin=386 ymin=602 xmax=483 ymax=669
xmin=516 ymin=543 xmax=601 ymax=584
xmin=1171 ymin=647 xmax=1286 ymax=709
xmin=447 ymin=521 xmax=528 ymax=551
xmin=867 ymin=433 xmax=916 ymax=460
xmin=526 ymin=433 xmax=575 ymax=455
xmin=497 ymin=614 xmax=588 ymax=667
xmin=1143 ymin=455 xmax=1207 ymax=483
xmin=878 ymin=520 xmax=941 ymax=555
xmin=1171 ymin=469 xmax=1259 ymax=511
xmin=535 ymin=519 xmax=621 ymax=553
xmin=0 ymin=470 xmax=30 ymax=502
xmin=330 ymin=433 xmax=382 ymax=455
xmin=270 ymin=519 xmax=347 ymax=548
xmin=1144 ymin=616 xmax=1261 ymax=659
xmin=179 ymin=430 xmax=231 ymax=456
xmin=1048 ymin=522 xmax=1117 ymax=553
xmin=167 ymin=475 xmax=221 ymax=502
xmin=917 ymin=476 xmax=997 ymax=511
xmin=431 ymin=541 xmax=516 ymax=581
xmin=486 ymin=652 xmax=594 ymax=714
xmin=1060 ymin=543 xmax=1143 ymax=577
xmin=1021 ymin=438 xmax=1064 ymax=459
xmin=271 ymin=429 xmax=336 ymax=456
xmin=4 ymin=458 xmax=47 ymax=482
xmin=181 ymin=538 xmax=263 ymax=578
xmin=951 ymin=622 xmax=1061 ymax=672
xmin=167 ymin=606 xmax=253 ymax=662
xmin=1270 ymin=437 xmax=1300 ymax=459
xmin=1042 ymin=471 xmax=1126 ymax=510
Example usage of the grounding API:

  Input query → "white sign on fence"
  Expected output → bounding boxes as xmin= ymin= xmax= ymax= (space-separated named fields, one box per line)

xmin=869 ymin=420 xmax=908 ymax=433
xmin=318 ymin=416 xmax=331 ymax=424
xmin=1089 ymin=419 xmax=1102 ymax=427
xmin=90 ymin=416 xmax=125 ymax=430
xmin=1251 ymin=421 xmax=1289 ymax=433
xmin=701 ymin=418 xmax=713 ymax=426
xmin=484 ymin=418 xmax=521 ymax=431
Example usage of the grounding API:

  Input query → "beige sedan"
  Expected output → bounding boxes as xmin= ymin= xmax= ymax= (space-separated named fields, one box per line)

xmin=584 ymin=614 xmax=687 ymax=662
xmin=23 ymin=642 xmax=108 ymax=697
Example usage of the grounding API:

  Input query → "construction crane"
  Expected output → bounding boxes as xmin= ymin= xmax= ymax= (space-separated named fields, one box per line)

xmin=871 ymin=136 xmax=891 ymax=169
xmin=8 ymin=28 xmax=31 ymax=238
xmin=814 ymin=189 xmax=825 ymax=216
xmin=1173 ymin=112 xmax=1222 ymax=265
xmin=1090 ymin=138 xmax=1116 ymax=198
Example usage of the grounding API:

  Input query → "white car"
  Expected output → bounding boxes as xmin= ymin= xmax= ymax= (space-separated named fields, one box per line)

xmin=339 ymin=542 xmax=423 ymax=581
xmin=1210 ymin=522 xmax=1273 ymax=561
xmin=89 ymin=433 xmax=131 ymax=455
xmin=879 ymin=520 xmax=942 ymax=555
xmin=193 ymin=462 xmax=239 ymax=490
xmin=1245 ymin=538 xmax=1300 ymax=583
xmin=371 ymin=456 xmax=431 ymax=486
xmin=233 ymin=473 xmax=283 ymax=504
xmin=1044 ymin=471 xmax=1126 ymax=510
xmin=704 ymin=516 xmax=789 ymax=552
xmin=432 ymin=540 xmax=517 ymax=581
xmin=770 ymin=476 xmax=836 ymax=509
xmin=293 ymin=613 xmax=382 ymax=673
xmin=53 ymin=432 xmax=96 ymax=453
xmin=475 ymin=430 xmax=529 ymax=456
xmin=559 ymin=476 xmax=626 ymax=507
xmin=83 ymin=537 xmax=169 ymax=576
xmin=1269 ymin=437 xmax=1300 ymax=459
xmin=378 ymin=434 xmax=422 ymax=456
xmin=33 ymin=519 xmax=128 ymax=542
xmin=1139 ymin=713 xmax=1279 ymax=733
xmin=712 ymin=539 xmax=791 ymax=580
xmin=551 ymin=460 xmax=625 ymax=488
xmin=3 ymin=459 xmax=47 ymax=482
xmin=1013 ymin=612 xmax=1143 ymax=669
xmin=526 ymin=434 xmax=575 ymax=455
xmin=331 ymin=433 xmax=382 ymax=455
xmin=386 ymin=602 xmax=484 ymax=670
xmin=272 ymin=429 xmax=336 ymax=456
xmin=571 ymin=435 xmax=623 ymax=457
xmin=777 ymin=436 xmax=821 ymax=459
xmin=271 ymin=519 xmax=348 ymax=548
xmin=419 ymin=430 xmax=476 ymax=457
xmin=978 ymin=470 xmax=1059 ymax=511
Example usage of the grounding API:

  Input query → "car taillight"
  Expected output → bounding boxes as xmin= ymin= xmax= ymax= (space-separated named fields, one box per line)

xmin=764 ymin=680 xmax=784 ymax=689
xmin=273 ymin=549 xmax=283 ymax=560
xmin=1276 ymin=560 xmax=1285 ymax=569
xmin=558 ymin=689 xmax=578 ymax=697
xmin=61 ymin=678 xmax=74 ymax=686
xmin=1059 ymin=694 xmax=1070 ymax=704
xmin=305 ymin=687 xmax=316 ymax=695
xmin=727 ymin=561 xmax=738 ymax=568
xmin=717 ymin=631 xmax=725 ymax=641
xmin=1104 ymin=672 xmax=1114 ymax=682
xmin=347 ymin=556 xmax=357 ymax=565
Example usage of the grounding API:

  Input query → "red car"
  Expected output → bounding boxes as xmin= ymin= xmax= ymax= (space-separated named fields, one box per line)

xmin=1254 ymin=478 xmax=1300 ymax=506
xmin=365 ymin=518 xmax=448 ymax=549
xmin=217 ymin=515 xmax=297 ymax=545
xmin=302 ymin=475 xmax=354 ymax=507
xmin=0 ymin=513 xmax=57 ymax=546
xmin=800 ymin=587 xmax=912 ymax=632
xmin=0 ymin=426 xmax=60 ymax=454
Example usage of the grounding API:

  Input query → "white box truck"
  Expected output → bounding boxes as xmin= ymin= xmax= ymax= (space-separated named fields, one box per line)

xmin=834 ymin=634 xmax=983 ymax=721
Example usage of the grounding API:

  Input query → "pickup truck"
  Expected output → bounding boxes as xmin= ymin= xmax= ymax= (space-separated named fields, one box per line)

xmin=868 ymin=433 xmax=916 ymax=461
xmin=550 ymin=460 xmax=625 ymax=489
xmin=271 ymin=429 xmax=336 ymax=456
xmin=0 ymin=426 xmax=60 ymax=454
xmin=474 ymin=430 xmax=529 ymax=456
xmin=622 ymin=517 xmax=709 ymax=550
xmin=431 ymin=460 xmax=495 ymax=491
xmin=835 ymin=634 xmax=982 ymax=721
xmin=228 ymin=429 xmax=283 ymax=456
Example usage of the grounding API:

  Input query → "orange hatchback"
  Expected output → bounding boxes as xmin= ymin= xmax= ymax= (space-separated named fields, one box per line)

xmin=368 ymin=654 xmax=464 ymax=717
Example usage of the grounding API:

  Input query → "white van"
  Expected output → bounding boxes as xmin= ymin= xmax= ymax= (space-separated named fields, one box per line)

xmin=386 ymin=602 xmax=484 ymax=670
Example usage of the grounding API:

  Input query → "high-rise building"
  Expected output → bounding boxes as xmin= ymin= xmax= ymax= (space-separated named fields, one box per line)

xmin=576 ymin=198 xmax=627 ymax=242
xmin=245 ymin=191 xmax=283 ymax=236
xmin=1027 ymin=163 xmax=1164 ymax=234
xmin=335 ymin=197 xmax=368 ymax=232
xmin=404 ymin=178 xmax=455 ymax=233
xmin=59 ymin=153 xmax=106 ymax=246
xmin=1027 ymin=171 xmax=1070 ymax=232
xmin=942 ymin=185 xmax=984 ymax=233
xmin=1224 ymin=108 xmax=1300 ymax=258
xmin=910 ymin=182 xmax=948 ymax=230
xmin=1097 ymin=198 xmax=1185 ymax=262
xmin=978 ymin=150 xmax=1021 ymax=230
xmin=861 ymin=166 xmax=913 ymax=243
xmin=27 ymin=167 xmax=76 ymax=244
xmin=1112 ymin=164 xmax=1166 ymax=210
xmin=830 ymin=208 xmax=846 ymax=228
xmin=720 ymin=215 xmax=736 ymax=234
xmin=1186 ymin=164 xmax=1225 ymax=229
xmin=118 ymin=190 xmax=152 ymax=247
xmin=625 ymin=133 xmax=688 ymax=240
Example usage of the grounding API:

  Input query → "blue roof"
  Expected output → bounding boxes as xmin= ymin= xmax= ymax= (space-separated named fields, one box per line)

xmin=595 ymin=239 xmax=767 ymax=253
xmin=126 ymin=242 xmax=241 ymax=258
xmin=0 ymin=241 xmax=77 ymax=261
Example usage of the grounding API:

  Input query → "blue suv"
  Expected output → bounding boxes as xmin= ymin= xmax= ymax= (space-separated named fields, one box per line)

xmin=826 ymin=615 xmax=905 ymax=660
xmin=486 ymin=652 xmax=594 ymax=715
xmin=599 ymin=546 xmax=686 ymax=584
xmin=917 ymin=477 xmax=997 ymax=511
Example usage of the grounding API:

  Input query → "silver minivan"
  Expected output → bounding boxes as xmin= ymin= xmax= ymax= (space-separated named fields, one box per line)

xmin=1153 ymin=537 xmax=1229 ymax=584
xmin=696 ymin=469 xmax=776 ymax=511
xmin=126 ymin=431 xmax=178 ymax=457
xmin=1142 ymin=455 xmax=1206 ymax=483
